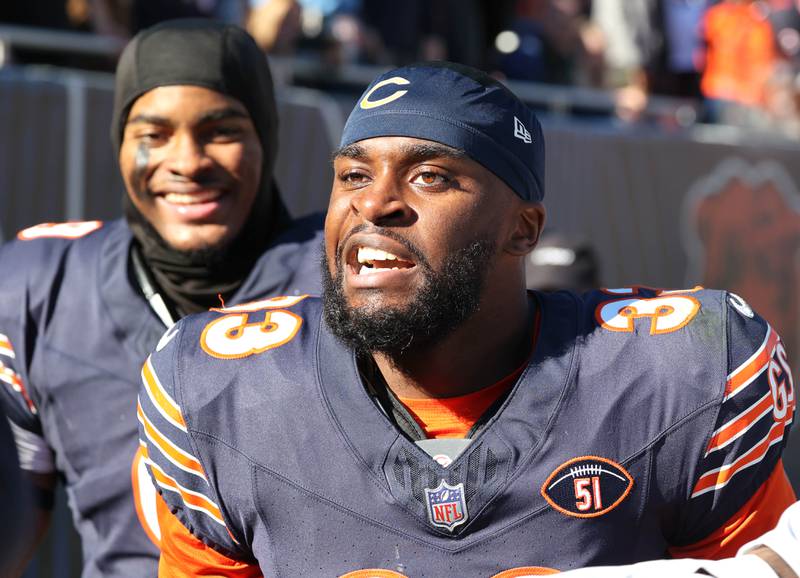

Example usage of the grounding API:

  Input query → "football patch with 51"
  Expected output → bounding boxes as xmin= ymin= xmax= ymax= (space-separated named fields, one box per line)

xmin=541 ymin=456 xmax=633 ymax=518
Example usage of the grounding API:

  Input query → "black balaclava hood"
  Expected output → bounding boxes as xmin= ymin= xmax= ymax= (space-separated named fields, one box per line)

xmin=112 ymin=19 xmax=291 ymax=317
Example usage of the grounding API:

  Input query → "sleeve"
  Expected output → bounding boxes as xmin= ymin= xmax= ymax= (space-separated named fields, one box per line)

xmin=155 ymin=493 xmax=262 ymax=578
xmin=0 ymin=244 xmax=54 ymax=476
xmin=669 ymin=294 xmax=797 ymax=558
xmin=137 ymin=321 xmax=254 ymax=567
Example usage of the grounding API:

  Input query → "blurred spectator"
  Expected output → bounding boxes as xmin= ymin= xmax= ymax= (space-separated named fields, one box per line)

xmin=359 ymin=0 xmax=484 ymax=66
xmin=647 ymin=0 xmax=707 ymax=99
xmin=526 ymin=233 xmax=601 ymax=292
xmin=0 ymin=0 xmax=87 ymax=31
xmin=591 ymin=0 xmax=650 ymax=89
xmin=493 ymin=0 xmax=600 ymax=85
xmin=130 ymin=0 xmax=246 ymax=33
xmin=591 ymin=1 xmax=707 ymax=123
xmin=247 ymin=0 xmax=302 ymax=53
xmin=699 ymin=0 xmax=778 ymax=121
xmin=743 ymin=58 xmax=800 ymax=136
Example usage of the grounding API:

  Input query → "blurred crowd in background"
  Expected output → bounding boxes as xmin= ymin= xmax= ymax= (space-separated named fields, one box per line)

xmin=3 ymin=0 xmax=800 ymax=137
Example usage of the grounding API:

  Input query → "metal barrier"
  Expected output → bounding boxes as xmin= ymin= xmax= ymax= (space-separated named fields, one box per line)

xmin=0 ymin=24 xmax=124 ymax=67
xmin=0 ymin=23 xmax=700 ymax=123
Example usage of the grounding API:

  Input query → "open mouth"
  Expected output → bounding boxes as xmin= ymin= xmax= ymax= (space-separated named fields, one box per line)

xmin=350 ymin=246 xmax=416 ymax=276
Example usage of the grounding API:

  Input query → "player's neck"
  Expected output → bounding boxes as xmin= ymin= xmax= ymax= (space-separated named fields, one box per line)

xmin=372 ymin=290 xmax=536 ymax=400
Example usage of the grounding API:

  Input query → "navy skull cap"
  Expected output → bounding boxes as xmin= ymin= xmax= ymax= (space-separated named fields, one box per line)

xmin=340 ymin=61 xmax=545 ymax=202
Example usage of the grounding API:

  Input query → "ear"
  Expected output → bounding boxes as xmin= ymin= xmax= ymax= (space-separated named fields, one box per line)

xmin=505 ymin=202 xmax=546 ymax=256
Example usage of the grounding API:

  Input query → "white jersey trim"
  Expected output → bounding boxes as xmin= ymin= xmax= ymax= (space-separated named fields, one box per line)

xmin=8 ymin=419 xmax=55 ymax=474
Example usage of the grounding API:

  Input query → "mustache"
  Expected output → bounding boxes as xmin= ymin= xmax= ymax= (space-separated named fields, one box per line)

xmin=336 ymin=224 xmax=431 ymax=271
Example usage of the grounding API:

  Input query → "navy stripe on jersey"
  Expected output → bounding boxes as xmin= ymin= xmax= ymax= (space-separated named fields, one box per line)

xmin=691 ymin=310 xmax=795 ymax=500
xmin=138 ymin=328 xmax=243 ymax=555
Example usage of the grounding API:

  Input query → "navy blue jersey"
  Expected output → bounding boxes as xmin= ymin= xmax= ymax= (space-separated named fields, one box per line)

xmin=139 ymin=288 xmax=796 ymax=576
xmin=0 ymin=218 xmax=322 ymax=578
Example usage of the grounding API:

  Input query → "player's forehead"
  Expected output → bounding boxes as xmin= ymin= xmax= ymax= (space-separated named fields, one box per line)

xmin=335 ymin=136 xmax=467 ymax=163
xmin=125 ymin=85 xmax=250 ymax=126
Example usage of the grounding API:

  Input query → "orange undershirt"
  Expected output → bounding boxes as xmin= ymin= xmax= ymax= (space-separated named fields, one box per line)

xmin=398 ymin=368 xmax=524 ymax=438
xmin=155 ymin=493 xmax=263 ymax=578
xmin=397 ymin=307 xmax=540 ymax=439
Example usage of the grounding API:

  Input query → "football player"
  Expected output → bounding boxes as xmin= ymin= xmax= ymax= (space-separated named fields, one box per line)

xmin=139 ymin=62 xmax=796 ymax=576
xmin=0 ymin=20 xmax=322 ymax=578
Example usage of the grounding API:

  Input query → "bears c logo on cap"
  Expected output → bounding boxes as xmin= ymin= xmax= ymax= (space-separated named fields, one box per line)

xmin=360 ymin=76 xmax=410 ymax=110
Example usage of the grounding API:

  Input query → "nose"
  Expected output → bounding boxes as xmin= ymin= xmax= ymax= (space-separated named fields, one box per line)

xmin=163 ymin=131 xmax=213 ymax=178
xmin=349 ymin=175 xmax=414 ymax=226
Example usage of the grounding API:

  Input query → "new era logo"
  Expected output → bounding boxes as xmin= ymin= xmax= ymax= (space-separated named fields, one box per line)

xmin=514 ymin=116 xmax=532 ymax=143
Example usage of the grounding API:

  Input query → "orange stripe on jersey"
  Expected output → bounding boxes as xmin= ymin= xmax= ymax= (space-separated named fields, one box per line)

xmin=132 ymin=444 xmax=161 ymax=547
xmin=146 ymin=459 xmax=225 ymax=526
xmin=692 ymin=418 xmax=791 ymax=497
xmin=0 ymin=361 xmax=37 ymax=414
xmin=16 ymin=220 xmax=102 ymax=240
xmin=671 ymin=462 xmax=796 ymax=560
xmin=726 ymin=326 xmax=778 ymax=400
xmin=137 ymin=403 xmax=205 ymax=479
xmin=156 ymin=492 xmax=262 ymax=578
xmin=706 ymin=392 xmax=774 ymax=454
xmin=141 ymin=444 xmax=225 ymax=527
xmin=0 ymin=334 xmax=15 ymax=358
xmin=142 ymin=358 xmax=187 ymax=431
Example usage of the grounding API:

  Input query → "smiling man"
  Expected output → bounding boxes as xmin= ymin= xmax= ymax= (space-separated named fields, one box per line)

xmin=139 ymin=62 xmax=795 ymax=576
xmin=0 ymin=20 xmax=321 ymax=578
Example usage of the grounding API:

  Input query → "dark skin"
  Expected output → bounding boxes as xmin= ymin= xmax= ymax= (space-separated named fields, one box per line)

xmin=119 ymin=86 xmax=263 ymax=253
xmin=325 ymin=136 xmax=545 ymax=399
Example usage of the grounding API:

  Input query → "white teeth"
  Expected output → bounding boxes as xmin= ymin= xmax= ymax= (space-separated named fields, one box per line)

xmin=357 ymin=246 xmax=400 ymax=264
xmin=163 ymin=191 xmax=221 ymax=205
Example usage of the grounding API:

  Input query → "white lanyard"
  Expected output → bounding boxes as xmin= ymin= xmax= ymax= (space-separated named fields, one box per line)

xmin=131 ymin=246 xmax=178 ymax=329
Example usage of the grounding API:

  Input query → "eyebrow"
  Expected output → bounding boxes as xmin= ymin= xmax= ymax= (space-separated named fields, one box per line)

xmin=332 ymin=143 xmax=366 ymax=162
xmin=398 ymin=142 xmax=467 ymax=163
xmin=196 ymin=107 xmax=250 ymax=124
xmin=126 ymin=107 xmax=249 ymax=127
xmin=332 ymin=141 xmax=466 ymax=163
xmin=126 ymin=113 xmax=171 ymax=127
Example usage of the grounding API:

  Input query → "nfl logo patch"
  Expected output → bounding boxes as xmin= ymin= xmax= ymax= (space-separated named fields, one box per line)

xmin=424 ymin=480 xmax=468 ymax=531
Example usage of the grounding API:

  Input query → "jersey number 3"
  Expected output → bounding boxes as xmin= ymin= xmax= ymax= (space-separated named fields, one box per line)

xmin=200 ymin=296 xmax=306 ymax=359
xmin=597 ymin=295 xmax=700 ymax=335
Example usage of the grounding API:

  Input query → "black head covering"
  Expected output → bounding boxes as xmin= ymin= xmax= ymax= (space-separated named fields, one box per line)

xmin=112 ymin=19 xmax=291 ymax=316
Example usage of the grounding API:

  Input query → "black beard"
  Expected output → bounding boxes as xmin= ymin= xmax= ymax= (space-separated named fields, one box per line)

xmin=321 ymin=236 xmax=495 ymax=356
